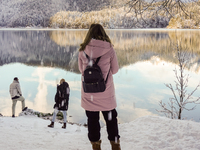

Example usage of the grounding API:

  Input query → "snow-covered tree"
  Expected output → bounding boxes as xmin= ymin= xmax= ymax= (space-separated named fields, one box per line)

xmin=126 ymin=0 xmax=200 ymax=28
xmin=157 ymin=42 xmax=200 ymax=119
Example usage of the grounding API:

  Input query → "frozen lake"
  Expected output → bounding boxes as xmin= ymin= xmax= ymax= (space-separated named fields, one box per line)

xmin=0 ymin=29 xmax=200 ymax=124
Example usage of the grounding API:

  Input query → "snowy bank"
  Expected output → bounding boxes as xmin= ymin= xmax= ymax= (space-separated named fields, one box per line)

xmin=0 ymin=115 xmax=200 ymax=150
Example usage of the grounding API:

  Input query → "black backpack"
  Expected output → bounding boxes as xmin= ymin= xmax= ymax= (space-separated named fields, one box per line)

xmin=82 ymin=52 xmax=109 ymax=93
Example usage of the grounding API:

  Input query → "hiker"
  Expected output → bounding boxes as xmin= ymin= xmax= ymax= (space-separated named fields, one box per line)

xmin=48 ymin=79 xmax=70 ymax=129
xmin=9 ymin=77 xmax=27 ymax=117
xmin=78 ymin=24 xmax=121 ymax=150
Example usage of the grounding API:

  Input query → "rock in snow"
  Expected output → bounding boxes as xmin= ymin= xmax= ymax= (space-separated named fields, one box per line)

xmin=0 ymin=115 xmax=200 ymax=150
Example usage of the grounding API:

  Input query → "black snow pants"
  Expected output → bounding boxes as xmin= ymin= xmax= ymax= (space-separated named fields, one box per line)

xmin=86 ymin=109 xmax=120 ymax=142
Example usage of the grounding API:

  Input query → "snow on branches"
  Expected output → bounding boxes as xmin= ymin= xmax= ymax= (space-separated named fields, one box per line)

xmin=157 ymin=43 xmax=200 ymax=120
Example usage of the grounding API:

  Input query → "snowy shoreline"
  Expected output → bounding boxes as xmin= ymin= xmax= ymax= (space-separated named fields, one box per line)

xmin=0 ymin=109 xmax=85 ymax=127
xmin=1 ymin=28 xmax=200 ymax=31
xmin=1 ymin=114 xmax=200 ymax=150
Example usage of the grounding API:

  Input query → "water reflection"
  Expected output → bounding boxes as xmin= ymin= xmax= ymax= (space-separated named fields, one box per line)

xmin=0 ymin=29 xmax=200 ymax=124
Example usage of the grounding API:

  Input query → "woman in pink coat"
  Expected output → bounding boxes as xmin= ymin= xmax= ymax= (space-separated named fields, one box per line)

xmin=78 ymin=24 xmax=121 ymax=150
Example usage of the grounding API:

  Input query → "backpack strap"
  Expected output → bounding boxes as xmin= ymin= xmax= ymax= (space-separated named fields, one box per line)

xmin=84 ymin=51 xmax=110 ymax=83
xmin=84 ymin=51 xmax=101 ymax=65
xmin=94 ymin=57 xmax=101 ymax=65
xmin=84 ymin=51 xmax=90 ymax=60
xmin=105 ymin=69 xmax=110 ymax=83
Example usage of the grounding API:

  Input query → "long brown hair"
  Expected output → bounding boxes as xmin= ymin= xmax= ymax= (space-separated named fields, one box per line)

xmin=60 ymin=78 xmax=65 ymax=84
xmin=79 ymin=24 xmax=112 ymax=51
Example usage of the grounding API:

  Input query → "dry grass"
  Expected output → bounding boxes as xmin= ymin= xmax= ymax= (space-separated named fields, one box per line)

xmin=167 ymin=2 xmax=200 ymax=29
xmin=49 ymin=8 xmax=128 ymax=29
xmin=49 ymin=0 xmax=200 ymax=29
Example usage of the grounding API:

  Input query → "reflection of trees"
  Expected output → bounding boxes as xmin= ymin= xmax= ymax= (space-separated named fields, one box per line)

xmin=112 ymin=30 xmax=200 ymax=71
xmin=0 ymin=30 xmax=200 ymax=73
xmin=168 ymin=31 xmax=200 ymax=51
xmin=49 ymin=30 xmax=87 ymax=47
xmin=0 ymin=30 xmax=79 ymax=73
xmin=49 ymin=30 xmax=200 ymax=71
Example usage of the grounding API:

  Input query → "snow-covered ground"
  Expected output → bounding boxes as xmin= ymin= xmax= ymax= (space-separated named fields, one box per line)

xmin=0 ymin=115 xmax=200 ymax=150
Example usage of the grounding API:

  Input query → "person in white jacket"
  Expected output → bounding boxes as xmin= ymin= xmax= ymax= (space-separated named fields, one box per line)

xmin=9 ymin=77 xmax=27 ymax=117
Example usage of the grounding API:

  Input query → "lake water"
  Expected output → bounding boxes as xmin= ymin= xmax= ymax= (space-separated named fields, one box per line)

xmin=0 ymin=29 xmax=200 ymax=125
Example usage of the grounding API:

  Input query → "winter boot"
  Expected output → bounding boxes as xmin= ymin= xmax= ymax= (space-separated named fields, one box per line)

xmin=62 ymin=123 xmax=66 ymax=129
xmin=48 ymin=122 xmax=54 ymax=128
xmin=110 ymin=140 xmax=121 ymax=150
xmin=91 ymin=140 xmax=101 ymax=150
xmin=22 ymin=107 xmax=28 ymax=111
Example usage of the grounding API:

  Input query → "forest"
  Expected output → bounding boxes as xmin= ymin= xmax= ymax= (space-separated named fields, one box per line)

xmin=0 ymin=0 xmax=199 ymax=28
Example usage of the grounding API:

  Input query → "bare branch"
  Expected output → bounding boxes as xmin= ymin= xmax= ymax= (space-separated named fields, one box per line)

xmin=185 ymin=84 xmax=200 ymax=102
xmin=165 ymin=83 xmax=180 ymax=107
xmin=159 ymin=41 xmax=200 ymax=120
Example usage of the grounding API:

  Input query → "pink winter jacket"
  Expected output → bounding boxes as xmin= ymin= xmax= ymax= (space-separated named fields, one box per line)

xmin=78 ymin=39 xmax=119 ymax=111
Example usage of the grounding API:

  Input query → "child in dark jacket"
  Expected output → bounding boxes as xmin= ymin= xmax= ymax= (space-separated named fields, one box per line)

xmin=48 ymin=79 xmax=70 ymax=129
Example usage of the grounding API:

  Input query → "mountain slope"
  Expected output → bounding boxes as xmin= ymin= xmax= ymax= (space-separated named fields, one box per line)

xmin=0 ymin=0 xmax=112 ymax=27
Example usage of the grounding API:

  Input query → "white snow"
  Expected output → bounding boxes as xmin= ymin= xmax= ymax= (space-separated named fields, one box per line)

xmin=0 ymin=115 xmax=200 ymax=150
